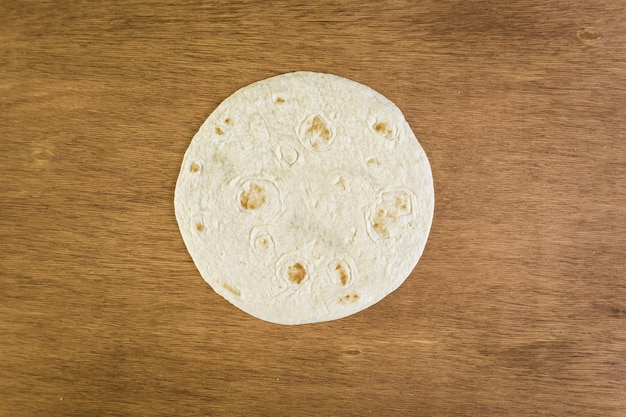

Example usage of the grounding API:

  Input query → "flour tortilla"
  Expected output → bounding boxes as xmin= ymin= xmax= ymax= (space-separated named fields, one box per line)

xmin=175 ymin=71 xmax=434 ymax=325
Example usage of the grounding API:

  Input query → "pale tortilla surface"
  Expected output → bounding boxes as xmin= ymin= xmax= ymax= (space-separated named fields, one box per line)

xmin=175 ymin=72 xmax=434 ymax=325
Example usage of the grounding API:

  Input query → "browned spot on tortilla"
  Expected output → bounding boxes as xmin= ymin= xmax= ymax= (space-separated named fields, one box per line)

xmin=212 ymin=151 xmax=226 ymax=163
xmin=339 ymin=293 xmax=359 ymax=304
xmin=240 ymin=183 xmax=267 ymax=210
xmin=366 ymin=158 xmax=380 ymax=167
xmin=335 ymin=263 xmax=349 ymax=286
xmin=224 ymin=117 xmax=232 ymax=124
xmin=195 ymin=223 xmax=205 ymax=232
xmin=373 ymin=222 xmax=386 ymax=236
xmin=275 ymin=97 xmax=285 ymax=103
xmin=215 ymin=127 xmax=224 ymax=135
xmin=373 ymin=209 xmax=389 ymax=237
xmin=223 ymin=283 xmax=241 ymax=296
xmin=334 ymin=176 xmax=346 ymax=190
xmin=287 ymin=262 xmax=307 ymax=284
xmin=254 ymin=236 xmax=272 ymax=252
xmin=306 ymin=116 xmax=331 ymax=142
xmin=190 ymin=163 xmax=200 ymax=173
xmin=374 ymin=122 xmax=392 ymax=136
xmin=395 ymin=194 xmax=408 ymax=212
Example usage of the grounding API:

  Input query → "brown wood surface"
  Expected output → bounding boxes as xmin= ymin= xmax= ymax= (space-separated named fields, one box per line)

xmin=2 ymin=1 xmax=625 ymax=416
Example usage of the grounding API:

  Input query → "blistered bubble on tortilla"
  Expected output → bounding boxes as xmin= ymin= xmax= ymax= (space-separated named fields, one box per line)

xmin=174 ymin=71 xmax=434 ymax=325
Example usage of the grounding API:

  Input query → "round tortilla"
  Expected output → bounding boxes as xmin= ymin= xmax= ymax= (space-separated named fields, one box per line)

xmin=175 ymin=71 xmax=434 ymax=325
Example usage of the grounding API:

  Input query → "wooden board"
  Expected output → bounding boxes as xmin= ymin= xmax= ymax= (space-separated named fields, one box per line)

xmin=1 ymin=1 xmax=625 ymax=415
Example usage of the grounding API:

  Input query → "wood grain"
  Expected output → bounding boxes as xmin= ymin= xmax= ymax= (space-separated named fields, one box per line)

xmin=1 ymin=1 xmax=625 ymax=416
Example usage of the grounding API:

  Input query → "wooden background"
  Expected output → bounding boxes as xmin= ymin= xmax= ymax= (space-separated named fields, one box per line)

xmin=2 ymin=1 xmax=625 ymax=416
